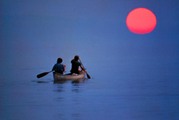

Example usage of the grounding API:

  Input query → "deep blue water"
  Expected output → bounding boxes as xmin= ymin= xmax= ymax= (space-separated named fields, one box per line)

xmin=1 ymin=58 xmax=179 ymax=120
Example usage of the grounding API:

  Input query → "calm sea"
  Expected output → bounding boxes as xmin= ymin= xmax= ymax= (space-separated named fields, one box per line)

xmin=0 ymin=60 xmax=179 ymax=120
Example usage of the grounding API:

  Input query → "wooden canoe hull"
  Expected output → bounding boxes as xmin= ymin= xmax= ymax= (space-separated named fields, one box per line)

xmin=53 ymin=71 xmax=85 ymax=83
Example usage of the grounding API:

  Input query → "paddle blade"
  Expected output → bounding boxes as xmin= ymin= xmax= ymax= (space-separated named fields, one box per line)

xmin=86 ymin=73 xmax=91 ymax=79
xmin=36 ymin=72 xmax=50 ymax=78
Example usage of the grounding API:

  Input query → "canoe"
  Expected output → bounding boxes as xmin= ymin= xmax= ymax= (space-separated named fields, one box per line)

xmin=53 ymin=71 xmax=85 ymax=83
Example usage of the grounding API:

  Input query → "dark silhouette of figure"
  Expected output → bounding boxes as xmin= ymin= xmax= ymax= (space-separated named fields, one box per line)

xmin=70 ymin=55 xmax=84 ymax=74
xmin=52 ymin=58 xmax=66 ymax=74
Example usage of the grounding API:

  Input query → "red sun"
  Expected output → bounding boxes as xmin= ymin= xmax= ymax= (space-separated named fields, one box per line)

xmin=126 ymin=8 xmax=157 ymax=34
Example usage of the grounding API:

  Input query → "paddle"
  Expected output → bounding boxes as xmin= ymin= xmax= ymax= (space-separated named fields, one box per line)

xmin=79 ymin=59 xmax=91 ymax=79
xmin=36 ymin=71 xmax=53 ymax=78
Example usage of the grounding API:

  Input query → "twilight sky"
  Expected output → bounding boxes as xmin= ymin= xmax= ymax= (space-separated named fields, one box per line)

xmin=1 ymin=0 xmax=179 ymax=79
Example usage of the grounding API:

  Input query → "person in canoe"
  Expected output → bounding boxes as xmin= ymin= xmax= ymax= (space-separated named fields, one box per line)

xmin=70 ymin=55 xmax=85 ymax=75
xmin=52 ymin=57 xmax=66 ymax=74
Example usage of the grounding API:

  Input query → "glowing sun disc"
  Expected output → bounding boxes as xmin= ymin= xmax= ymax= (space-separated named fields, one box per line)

xmin=126 ymin=8 xmax=157 ymax=34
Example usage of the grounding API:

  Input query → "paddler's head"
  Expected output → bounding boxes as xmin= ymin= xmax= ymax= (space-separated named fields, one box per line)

xmin=57 ymin=58 xmax=63 ymax=63
xmin=74 ymin=55 xmax=79 ymax=61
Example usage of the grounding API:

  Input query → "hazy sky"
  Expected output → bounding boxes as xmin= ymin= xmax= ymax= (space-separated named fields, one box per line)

xmin=1 ymin=0 xmax=179 ymax=77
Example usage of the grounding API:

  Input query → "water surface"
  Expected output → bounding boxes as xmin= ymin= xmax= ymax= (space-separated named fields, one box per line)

xmin=1 ymin=62 xmax=179 ymax=120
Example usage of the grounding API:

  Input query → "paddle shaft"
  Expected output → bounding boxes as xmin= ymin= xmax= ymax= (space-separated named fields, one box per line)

xmin=79 ymin=59 xmax=91 ymax=79
xmin=36 ymin=70 xmax=53 ymax=78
